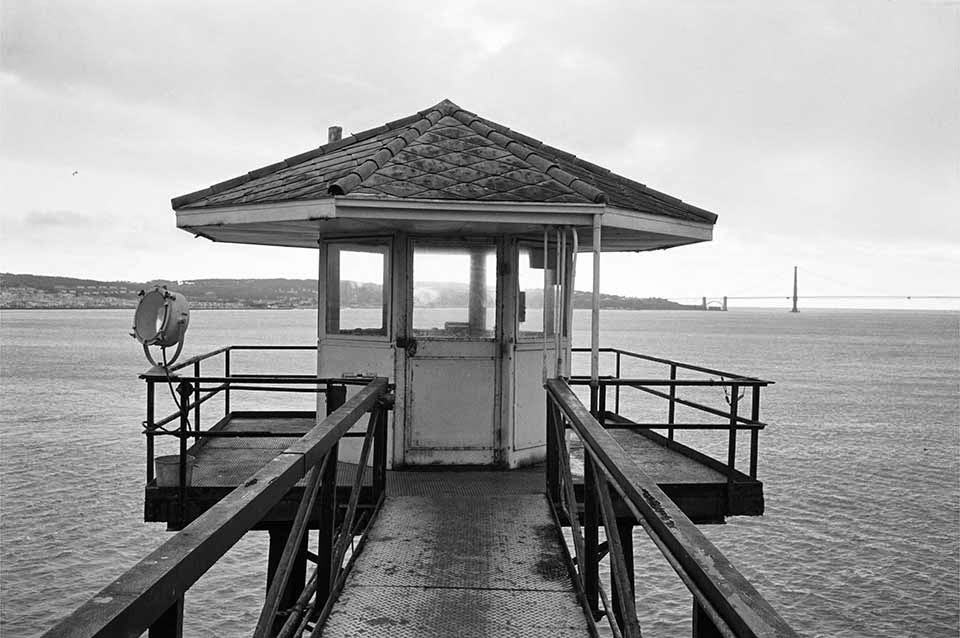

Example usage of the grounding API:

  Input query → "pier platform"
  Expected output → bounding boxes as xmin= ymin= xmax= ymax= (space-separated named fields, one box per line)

xmin=322 ymin=472 xmax=588 ymax=636
xmin=145 ymin=411 xmax=762 ymax=528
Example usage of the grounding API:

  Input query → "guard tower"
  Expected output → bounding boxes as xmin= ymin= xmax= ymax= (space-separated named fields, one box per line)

xmin=172 ymin=99 xmax=717 ymax=468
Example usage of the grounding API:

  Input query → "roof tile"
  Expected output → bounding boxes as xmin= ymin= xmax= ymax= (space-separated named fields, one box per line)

xmin=442 ymin=182 xmax=491 ymax=199
xmin=408 ymin=173 xmax=459 ymax=191
xmin=172 ymin=99 xmax=716 ymax=224
xmin=437 ymin=166 xmax=491 ymax=183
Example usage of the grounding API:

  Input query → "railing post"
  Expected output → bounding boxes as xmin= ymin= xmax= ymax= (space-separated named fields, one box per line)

xmin=373 ymin=403 xmax=388 ymax=499
xmin=148 ymin=596 xmax=183 ymax=638
xmin=193 ymin=361 xmax=201 ymax=440
xmin=595 ymin=471 xmax=641 ymax=638
xmin=546 ymin=397 xmax=560 ymax=506
xmin=266 ymin=526 xmax=308 ymax=634
xmin=583 ymin=453 xmax=600 ymax=618
xmin=315 ymin=446 xmax=339 ymax=615
xmin=314 ymin=384 xmax=345 ymax=617
xmin=327 ymin=384 xmax=346 ymax=417
xmin=611 ymin=519 xmax=636 ymax=633
xmin=727 ymin=384 xmax=739 ymax=476
xmin=750 ymin=386 xmax=760 ymax=479
xmin=614 ymin=351 xmax=621 ymax=414
xmin=589 ymin=383 xmax=598 ymax=417
xmin=726 ymin=383 xmax=740 ymax=514
xmin=692 ymin=598 xmax=724 ymax=638
xmin=176 ymin=380 xmax=192 ymax=526
xmin=668 ymin=364 xmax=677 ymax=441
xmin=146 ymin=379 xmax=155 ymax=483
xmin=598 ymin=382 xmax=607 ymax=424
xmin=224 ymin=349 xmax=231 ymax=416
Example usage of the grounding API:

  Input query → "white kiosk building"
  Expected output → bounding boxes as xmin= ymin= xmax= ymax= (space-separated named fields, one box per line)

xmin=172 ymin=99 xmax=717 ymax=468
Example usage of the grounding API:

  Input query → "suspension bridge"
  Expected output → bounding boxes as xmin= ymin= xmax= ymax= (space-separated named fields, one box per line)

xmin=673 ymin=267 xmax=959 ymax=311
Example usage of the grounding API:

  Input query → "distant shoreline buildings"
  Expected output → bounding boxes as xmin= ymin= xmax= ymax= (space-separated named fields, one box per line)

xmin=0 ymin=273 xmax=699 ymax=311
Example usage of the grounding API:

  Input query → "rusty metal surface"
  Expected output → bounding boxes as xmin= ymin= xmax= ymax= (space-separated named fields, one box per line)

xmin=321 ymin=587 xmax=588 ymax=637
xmin=586 ymin=429 xmax=725 ymax=484
xmin=320 ymin=493 xmax=590 ymax=637
xmin=186 ymin=415 xmax=370 ymax=488
xmin=387 ymin=467 xmax=543 ymax=496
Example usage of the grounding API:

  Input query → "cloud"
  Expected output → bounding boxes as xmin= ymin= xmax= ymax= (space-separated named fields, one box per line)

xmin=0 ymin=0 xmax=956 ymax=300
xmin=19 ymin=209 xmax=100 ymax=228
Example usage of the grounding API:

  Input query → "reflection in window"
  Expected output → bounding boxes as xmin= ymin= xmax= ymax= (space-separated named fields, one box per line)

xmin=325 ymin=244 xmax=389 ymax=336
xmin=518 ymin=246 xmax=556 ymax=339
xmin=412 ymin=244 xmax=497 ymax=338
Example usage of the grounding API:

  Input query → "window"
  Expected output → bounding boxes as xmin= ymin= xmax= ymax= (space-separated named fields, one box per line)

xmin=518 ymin=245 xmax=557 ymax=339
xmin=411 ymin=243 xmax=497 ymax=339
xmin=325 ymin=243 xmax=389 ymax=336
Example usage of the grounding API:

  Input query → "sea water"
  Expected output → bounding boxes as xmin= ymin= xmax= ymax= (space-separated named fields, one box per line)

xmin=1 ymin=308 xmax=957 ymax=637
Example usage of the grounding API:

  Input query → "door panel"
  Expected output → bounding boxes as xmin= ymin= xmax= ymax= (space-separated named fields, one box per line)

xmin=402 ymin=241 xmax=500 ymax=465
xmin=409 ymin=357 xmax=496 ymax=449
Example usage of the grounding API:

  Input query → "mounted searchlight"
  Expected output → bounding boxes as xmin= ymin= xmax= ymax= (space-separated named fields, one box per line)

xmin=132 ymin=286 xmax=190 ymax=374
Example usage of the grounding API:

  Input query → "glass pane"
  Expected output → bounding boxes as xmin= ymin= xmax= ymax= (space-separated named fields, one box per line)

xmin=412 ymin=244 xmax=496 ymax=338
xmin=325 ymin=244 xmax=389 ymax=336
xmin=518 ymin=246 xmax=556 ymax=339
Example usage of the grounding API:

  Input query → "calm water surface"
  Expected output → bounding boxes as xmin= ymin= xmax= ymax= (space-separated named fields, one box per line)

xmin=1 ymin=308 xmax=957 ymax=637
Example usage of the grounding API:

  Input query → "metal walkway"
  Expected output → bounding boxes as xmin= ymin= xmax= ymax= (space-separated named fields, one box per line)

xmin=320 ymin=471 xmax=591 ymax=637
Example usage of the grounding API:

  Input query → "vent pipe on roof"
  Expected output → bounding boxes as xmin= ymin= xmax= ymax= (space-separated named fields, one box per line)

xmin=328 ymin=126 xmax=342 ymax=143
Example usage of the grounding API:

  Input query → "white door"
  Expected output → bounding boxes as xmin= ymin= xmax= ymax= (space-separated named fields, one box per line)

xmin=401 ymin=241 xmax=501 ymax=465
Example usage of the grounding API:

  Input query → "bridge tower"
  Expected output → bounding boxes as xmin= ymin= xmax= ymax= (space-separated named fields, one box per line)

xmin=791 ymin=266 xmax=799 ymax=313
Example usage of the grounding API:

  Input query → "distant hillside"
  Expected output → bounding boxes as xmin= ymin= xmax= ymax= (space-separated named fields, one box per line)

xmin=0 ymin=273 xmax=700 ymax=311
xmin=0 ymin=274 xmax=318 ymax=309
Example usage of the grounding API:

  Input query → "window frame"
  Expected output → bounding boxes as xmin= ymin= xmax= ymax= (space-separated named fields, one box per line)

xmin=324 ymin=239 xmax=392 ymax=339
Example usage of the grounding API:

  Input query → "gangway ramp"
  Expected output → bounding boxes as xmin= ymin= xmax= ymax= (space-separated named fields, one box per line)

xmin=320 ymin=470 xmax=591 ymax=637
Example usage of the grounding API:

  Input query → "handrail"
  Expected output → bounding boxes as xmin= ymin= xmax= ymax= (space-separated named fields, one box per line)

xmin=546 ymin=378 xmax=797 ymax=638
xmin=45 ymin=377 xmax=389 ymax=638
xmin=162 ymin=345 xmax=232 ymax=373
xmin=571 ymin=346 xmax=772 ymax=384
xmin=570 ymin=377 xmax=770 ymax=387
xmin=162 ymin=344 xmax=317 ymax=374
xmin=569 ymin=347 xmax=769 ymax=478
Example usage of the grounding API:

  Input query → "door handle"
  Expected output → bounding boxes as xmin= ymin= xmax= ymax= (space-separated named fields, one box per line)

xmin=396 ymin=336 xmax=418 ymax=357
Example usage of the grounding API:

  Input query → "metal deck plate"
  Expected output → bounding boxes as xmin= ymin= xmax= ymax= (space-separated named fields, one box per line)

xmin=321 ymin=586 xmax=589 ymax=637
xmin=351 ymin=496 xmax=570 ymax=590
xmin=321 ymin=494 xmax=590 ymax=637
xmin=387 ymin=468 xmax=544 ymax=496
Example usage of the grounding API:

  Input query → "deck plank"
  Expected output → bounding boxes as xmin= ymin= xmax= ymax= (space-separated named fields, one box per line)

xmin=607 ymin=430 xmax=727 ymax=483
xmin=184 ymin=415 xmax=726 ymax=488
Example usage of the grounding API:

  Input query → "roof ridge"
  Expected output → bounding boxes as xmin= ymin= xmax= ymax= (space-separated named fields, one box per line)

xmin=171 ymin=112 xmax=424 ymax=209
xmin=447 ymin=108 xmax=607 ymax=205
xmin=501 ymin=131 xmax=720 ymax=223
xmin=327 ymin=106 xmax=447 ymax=196
xmin=454 ymin=108 xmax=715 ymax=223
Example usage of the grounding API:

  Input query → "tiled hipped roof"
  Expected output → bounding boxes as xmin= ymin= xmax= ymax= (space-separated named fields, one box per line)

xmin=172 ymin=100 xmax=716 ymax=225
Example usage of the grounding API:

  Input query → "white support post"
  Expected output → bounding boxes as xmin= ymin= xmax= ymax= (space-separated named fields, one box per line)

xmin=542 ymin=228 xmax=549 ymax=384
xmin=564 ymin=228 xmax=578 ymax=378
xmin=555 ymin=229 xmax=563 ymax=377
xmin=591 ymin=215 xmax=601 ymax=386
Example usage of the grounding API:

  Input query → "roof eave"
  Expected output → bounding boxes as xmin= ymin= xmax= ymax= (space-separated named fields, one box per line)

xmin=175 ymin=197 xmax=713 ymax=253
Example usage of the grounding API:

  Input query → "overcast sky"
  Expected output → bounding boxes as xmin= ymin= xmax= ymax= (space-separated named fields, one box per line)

xmin=2 ymin=1 xmax=957 ymax=308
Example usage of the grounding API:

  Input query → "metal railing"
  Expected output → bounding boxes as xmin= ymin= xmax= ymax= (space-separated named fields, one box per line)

xmin=545 ymin=378 xmax=797 ymax=638
xmin=571 ymin=347 xmax=773 ymax=480
xmin=142 ymin=345 xmax=361 ymax=524
xmin=45 ymin=348 xmax=391 ymax=637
